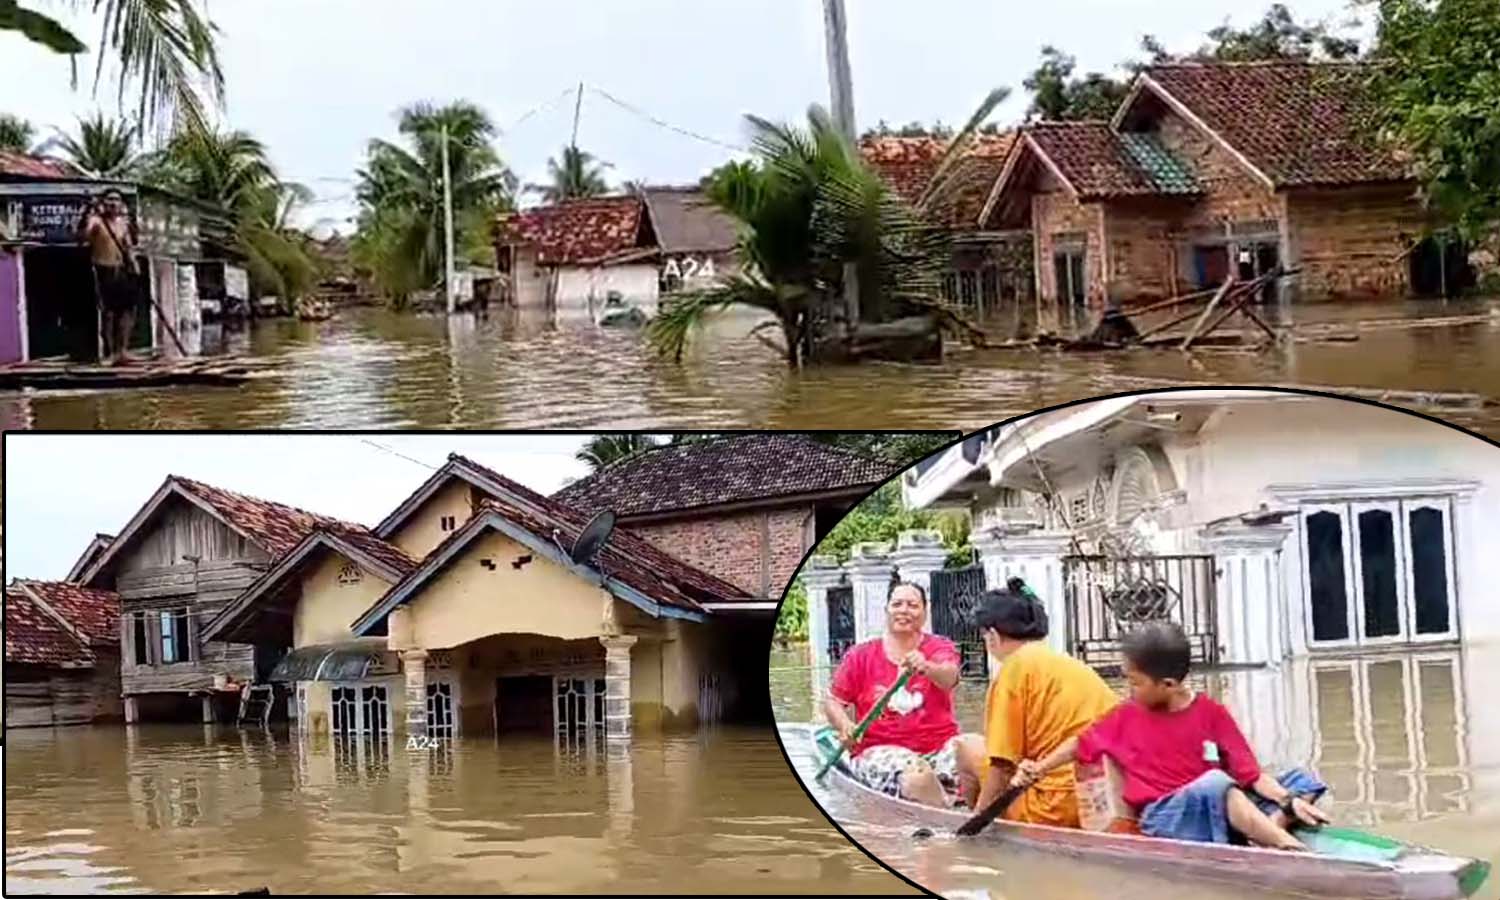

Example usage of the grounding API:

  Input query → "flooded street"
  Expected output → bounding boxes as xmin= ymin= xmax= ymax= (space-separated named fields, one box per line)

xmin=771 ymin=643 xmax=1500 ymax=900
xmin=1 ymin=299 xmax=1499 ymax=434
xmin=3 ymin=725 xmax=907 ymax=895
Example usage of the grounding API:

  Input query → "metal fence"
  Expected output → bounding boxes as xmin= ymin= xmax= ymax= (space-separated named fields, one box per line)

xmin=1063 ymin=554 xmax=1219 ymax=669
xmin=929 ymin=565 xmax=990 ymax=680
xmin=826 ymin=583 xmax=856 ymax=664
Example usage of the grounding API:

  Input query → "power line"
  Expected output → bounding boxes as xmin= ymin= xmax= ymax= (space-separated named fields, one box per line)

xmin=589 ymin=87 xmax=747 ymax=153
xmin=357 ymin=438 xmax=441 ymax=472
xmin=503 ymin=84 xmax=581 ymax=134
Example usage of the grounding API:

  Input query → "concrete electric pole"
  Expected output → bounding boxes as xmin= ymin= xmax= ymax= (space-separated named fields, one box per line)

xmin=441 ymin=122 xmax=456 ymax=316
xmin=822 ymin=0 xmax=860 ymax=330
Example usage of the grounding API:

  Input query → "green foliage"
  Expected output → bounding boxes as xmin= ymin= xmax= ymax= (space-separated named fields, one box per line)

xmin=0 ymin=113 xmax=34 ymax=152
xmin=352 ymin=101 xmax=516 ymax=304
xmin=575 ymin=434 xmax=663 ymax=471
xmin=1023 ymin=47 xmax=1131 ymax=122
xmin=1367 ymin=0 xmax=1500 ymax=241
xmin=775 ymin=580 xmax=809 ymax=642
xmin=809 ymin=432 xmax=958 ymax=467
xmin=44 ymin=113 xmax=140 ymax=178
xmin=530 ymin=145 xmax=611 ymax=202
xmin=0 ymin=2 xmax=85 ymax=54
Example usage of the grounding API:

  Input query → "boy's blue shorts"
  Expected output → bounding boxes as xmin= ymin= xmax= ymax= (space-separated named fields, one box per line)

xmin=1139 ymin=768 xmax=1327 ymax=844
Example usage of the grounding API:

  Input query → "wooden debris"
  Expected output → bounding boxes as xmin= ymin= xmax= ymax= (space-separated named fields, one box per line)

xmin=0 ymin=356 xmax=277 ymax=391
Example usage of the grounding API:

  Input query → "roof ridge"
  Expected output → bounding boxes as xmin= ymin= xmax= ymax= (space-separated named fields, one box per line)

xmin=168 ymin=475 xmax=367 ymax=532
xmin=1146 ymin=59 xmax=1370 ymax=69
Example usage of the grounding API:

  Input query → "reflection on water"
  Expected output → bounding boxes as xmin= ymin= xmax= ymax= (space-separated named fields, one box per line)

xmin=771 ymin=643 xmax=1500 ymax=900
xmin=2 ymin=300 xmax=1499 ymax=433
xmin=3 ymin=725 xmax=909 ymax=895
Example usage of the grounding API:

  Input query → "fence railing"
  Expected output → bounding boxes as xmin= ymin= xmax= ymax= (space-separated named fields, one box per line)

xmin=1063 ymin=554 xmax=1220 ymax=669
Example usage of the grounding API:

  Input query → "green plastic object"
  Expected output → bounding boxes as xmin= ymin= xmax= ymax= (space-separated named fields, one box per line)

xmin=1296 ymin=826 xmax=1406 ymax=864
xmin=814 ymin=666 xmax=915 ymax=781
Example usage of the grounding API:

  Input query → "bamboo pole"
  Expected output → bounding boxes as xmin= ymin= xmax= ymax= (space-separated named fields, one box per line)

xmin=1179 ymin=278 xmax=1236 ymax=351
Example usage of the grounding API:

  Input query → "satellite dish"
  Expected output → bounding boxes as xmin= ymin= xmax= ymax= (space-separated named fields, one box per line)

xmin=570 ymin=511 xmax=616 ymax=565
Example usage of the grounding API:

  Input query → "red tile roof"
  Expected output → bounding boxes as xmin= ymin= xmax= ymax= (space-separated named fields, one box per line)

xmin=170 ymin=476 xmax=369 ymax=560
xmin=861 ymin=134 xmax=1016 ymax=228
xmin=496 ymin=196 xmax=647 ymax=265
xmin=0 ymin=151 xmax=77 ymax=180
xmin=1024 ymin=122 xmax=1201 ymax=199
xmin=20 ymin=581 xmax=121 ymax=646
xmin=555 ymin=434 xmax=897 ymax=519
xmin=5 ymin=588 xmax=95 ymax=667
xmin=1139 ymin=61 xmax=1408 ymax=187
xmin=334 ymin=530 xmax=420 ymax=577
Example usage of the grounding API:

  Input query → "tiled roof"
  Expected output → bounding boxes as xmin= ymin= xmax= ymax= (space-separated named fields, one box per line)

xmin=553 ymin=435 xmax=898 ymax=518
xmin=334 ymin=530 xmax=419 ymax=576
xmin=170 ymin=476 xmax=369 ymax=559
xmin=642 ymin=187 xmax=740 ymax=254
xmin=0 ymin=151 xmax=77 ymax=180
xmin=4 ymin=588 xmax=94 ymax=667
xmin=1026 ymin=122 xmax=1202 ymax=199
xmin=447 ymin=454 xmax=753 ymax=606
xmin=20 ymin=581 xmax=121 ymax=646
xmin=1140 ymin=61 xmax=1408 ymax=187
xmin=495 ymin=196 xmax=647 ymax=266
xmin=861 ymin=133 xmax=1017 ymax=227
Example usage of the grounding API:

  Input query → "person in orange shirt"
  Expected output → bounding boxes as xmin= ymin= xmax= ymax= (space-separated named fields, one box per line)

xmin=971 ymin=580 xmax=1120 ymax=827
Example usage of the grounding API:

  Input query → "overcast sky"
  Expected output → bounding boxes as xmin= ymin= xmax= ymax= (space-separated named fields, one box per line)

xmin=2 ymin=0 xmax=1362 ymax=231
xmin=2 ymin=433 xmax=608 ymax=580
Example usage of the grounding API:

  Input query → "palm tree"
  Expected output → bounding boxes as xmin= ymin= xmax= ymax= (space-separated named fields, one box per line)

xmin=3 ymin=1 xmax=223 ymax=135
xmin=43 ymin=114 xmax=140 ymax=177
xmin=353 ymin=101 xmax=515 ymax=303
xmin=575 ymin=434 xmax=661 ymax=471
xmin=0 ymin=114 xmax=34 ymax=152
xmin=646 ymin=88 xmax=1007 ymax=368
xmin=531 ymin=145 xmax=610 ymax=203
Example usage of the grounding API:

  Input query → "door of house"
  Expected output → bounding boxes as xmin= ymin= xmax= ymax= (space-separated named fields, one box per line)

xmin=1299 ymin=498 xmax=1458 ymax=649
xmin=0 ymin=249 xmax=22 ymax=363
xmin=1053 ymin=249 xmax=1086 ymax=311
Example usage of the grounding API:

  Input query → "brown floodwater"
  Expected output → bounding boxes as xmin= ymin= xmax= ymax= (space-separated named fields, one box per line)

xmin=1 ymin=299 xmax=1498 ymax=435
xmin=770 ymin=643 xmax=1500 ymax=900
xmin=2 ymin=724 xmax=909 ymax=895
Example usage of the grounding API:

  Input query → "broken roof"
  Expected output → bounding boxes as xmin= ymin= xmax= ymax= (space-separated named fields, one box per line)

xmin=0 ymin=151 xmax=77 ymax=180
xmin=495 ymin=195 xmax=650 ymax=266
xmin=861 ymin=133 xmax=1017 ymax=228
xmin=4 ymin=582 xmax=117 ymax=667
xmin=553 ymin=434 xmax=898 ymax=519
xmin=1119 ymin=61 xmax=1408 ymax=188
xmin=641 ymin=187 xmax=740 ymax=254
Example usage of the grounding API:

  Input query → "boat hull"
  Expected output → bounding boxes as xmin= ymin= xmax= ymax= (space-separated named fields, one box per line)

xmin=796 ymin=725 xmax=1488 ymax=900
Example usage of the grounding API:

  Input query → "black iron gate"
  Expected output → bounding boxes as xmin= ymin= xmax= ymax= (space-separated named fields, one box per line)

xmin=826 ymin=583 xmax=856 ymax=664
xmin=1063 ymin=555 xmax=1219 ymax=669
xmin=930 ymin=565 xmax=989 ymax=679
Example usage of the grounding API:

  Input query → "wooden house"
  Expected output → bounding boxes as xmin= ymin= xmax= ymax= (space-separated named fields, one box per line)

xmin=74 ymin=475 xmax=366 ymax=723
xmin=4 ymin=580 xmax=122 ymax=727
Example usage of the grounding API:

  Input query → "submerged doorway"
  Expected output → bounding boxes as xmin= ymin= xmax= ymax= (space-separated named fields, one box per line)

xmin=495 ymin=676 xmax=554 ymax=735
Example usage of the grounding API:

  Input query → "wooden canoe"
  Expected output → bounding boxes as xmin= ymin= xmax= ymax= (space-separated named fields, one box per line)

xmin=799 ymin=725 xmax=1490 ymax=900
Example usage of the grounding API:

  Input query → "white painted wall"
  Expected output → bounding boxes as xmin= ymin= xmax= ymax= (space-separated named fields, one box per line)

xmin=553 ymin=264 xmax=659 ymax=315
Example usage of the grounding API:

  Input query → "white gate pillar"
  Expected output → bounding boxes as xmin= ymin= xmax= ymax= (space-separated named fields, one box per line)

xmin=801 ymin=555 xmax=845 ymax=689
xmin=973 ymin=527 xmax=1072 ymax=655
xmin=892 ymin=530 xmax=948 ymax=634
xmin=848 ymin=542 xmax=895 ymax=642
xmin=1203 ymin=524 xmax=1293 ymax=666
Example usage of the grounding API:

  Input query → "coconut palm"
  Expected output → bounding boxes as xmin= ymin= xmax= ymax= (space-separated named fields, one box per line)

xmin=647 ymin=88 xmax=1008 ymax=368
xmin=2 ymin=1 xmax=223 ymax=135
xmin=352 ymin=101 xmax=515 ymax=302
xmin=531 ymin=145 xmax=611 ymax=202
xmin=575 ymin=434 xmax=662 ymax=471
xmin=0 ymin=113 xmax=35 ymax=151
xmin=43 ymin=113 xmax=140 ymax=177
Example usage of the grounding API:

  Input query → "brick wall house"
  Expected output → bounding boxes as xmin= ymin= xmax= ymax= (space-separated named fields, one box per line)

xmin=555 ymin=436 xmax=899 ymax=598
xmin=981 ymin=61 xmax=1438 ymax=316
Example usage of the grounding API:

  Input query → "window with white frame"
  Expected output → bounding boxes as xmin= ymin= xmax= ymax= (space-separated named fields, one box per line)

xmin=330 ymin=683 xmax=392 ymax=736
xmin=426 ymin=681 xmax=456 ymax=738
xmin=554 ymin=677 xmax=606 ymax=738
xmin=1299 ymin=496 xmax=1458 ymax=648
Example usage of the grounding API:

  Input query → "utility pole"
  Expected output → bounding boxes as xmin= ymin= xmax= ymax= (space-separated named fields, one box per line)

xmin=441 ymin=122 xmax=456 ymax=316
xmin=571 ymin=81 xmax=584 ymax=149
xmin=822 ymin=0 xmax=860 ymax=330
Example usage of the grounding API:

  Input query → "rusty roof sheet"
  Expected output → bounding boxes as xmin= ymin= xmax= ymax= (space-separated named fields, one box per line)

xmin=554 ymin=434 xmax=897 ymax=519
xmin=495 ymin=196 xmax=647 ymax=265
xmin=5 ymin=588 xmax=94 ymax=667
xmin=0 ymin=151 xmax=78 ymax=180
xmin=170 ymin=476 xmax=369 ymax=559
xmin=861 ymin=133 xmax=1017 ymax=228
xmin=20 ymin=580 xmax=121 ymax=646
xmin=1139 ymin=61 xmax=1408 ymax=187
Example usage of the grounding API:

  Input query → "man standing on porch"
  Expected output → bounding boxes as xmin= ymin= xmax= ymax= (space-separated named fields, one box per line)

xmin=82 ymin=189 xmax=138 ymax=365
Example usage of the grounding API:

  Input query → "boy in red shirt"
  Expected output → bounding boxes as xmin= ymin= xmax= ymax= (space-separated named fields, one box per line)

xmin=1014 ymin=622 xmax=1330 ymax=848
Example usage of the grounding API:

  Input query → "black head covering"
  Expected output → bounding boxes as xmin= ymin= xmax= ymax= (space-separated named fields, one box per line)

xmin=974 ymin=579 xmax=1049 ymax=640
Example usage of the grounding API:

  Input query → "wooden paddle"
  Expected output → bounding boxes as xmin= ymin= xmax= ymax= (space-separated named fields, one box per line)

xmin=954 ymin=780 xmax=1030 ymax=837
xmin=814 ymin=664 xmax=916 ymax=782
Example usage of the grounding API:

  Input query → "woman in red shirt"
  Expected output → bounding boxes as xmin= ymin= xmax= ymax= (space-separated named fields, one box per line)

xmin=824 ymin=582 xmax=984 ymax=807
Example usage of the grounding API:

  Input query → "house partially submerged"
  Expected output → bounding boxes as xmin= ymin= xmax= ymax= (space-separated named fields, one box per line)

xmin=494 ymin=189 xmax=740 ymax=314
xmin=554 ymin=434 xmax=898 ymax=598
xmin=862 ymin=133 xmax=1032 ymax=317
xmin=981 ymin=62 xmax=1447 ymax=316
xmin=899 ymin=391 xmax=1499 ymax=671
xmin=4 ymin=580 xmax=122 ymax=727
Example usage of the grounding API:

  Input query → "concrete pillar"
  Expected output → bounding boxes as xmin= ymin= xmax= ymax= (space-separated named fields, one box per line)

xmin=847 ymin=541 xmax=895 ymax=642
xmin=124 ymin=695 xmax=139 ymax=724
xmin=201 ymin=694 xmax=214 ymax=724
xmin=801 ymin=554 xmax=844 ymax=686
xmin=973 ymin=527 xmax=1072 ymax=655
xmin=600 ymin=635 xmax=638 ymax=743
xmin=891 ymin=529 xmax=949 ymax=609
xmin=1203 ymin=523 xmax=1293 ymax=666
xmin=402 ymin=649 xmax=429 ymax=739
